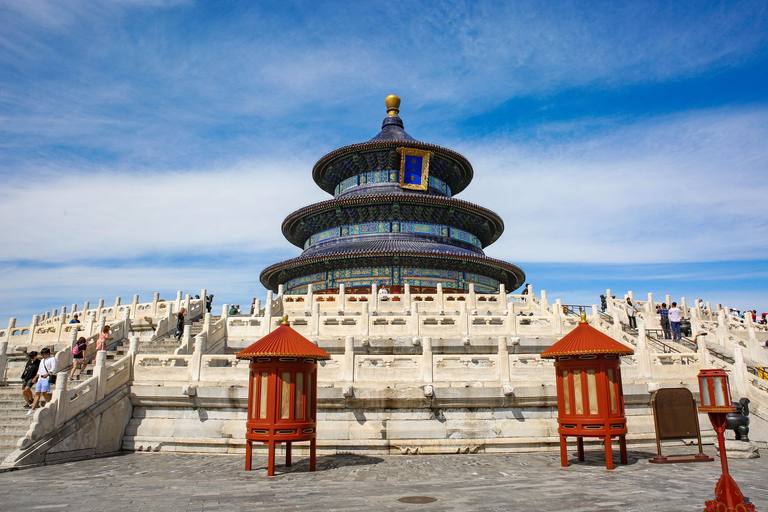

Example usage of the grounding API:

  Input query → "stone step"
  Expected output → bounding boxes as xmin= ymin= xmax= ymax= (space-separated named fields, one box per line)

xmin=0 ymin=422 xmax=31 ymax=434
xmin=0 ymin=411 xmax=33 ymax=421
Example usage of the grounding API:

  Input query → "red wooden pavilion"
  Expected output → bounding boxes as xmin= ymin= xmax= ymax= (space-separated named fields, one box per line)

xmin=541 ymin=313 xmax=634 ymax=469
xmin=236 ymin=316 xmax=331 ymax=475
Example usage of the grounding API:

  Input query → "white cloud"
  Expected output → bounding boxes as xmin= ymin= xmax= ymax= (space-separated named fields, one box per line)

xmin=460 ymin=105 xmax=768 ymax=264
xmin=0 ymin=158 xmax=326 ymax=262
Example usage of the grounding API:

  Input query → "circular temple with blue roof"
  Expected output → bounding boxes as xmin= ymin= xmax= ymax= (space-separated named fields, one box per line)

xmin=261 ymin=95 xmax=525 ymax=294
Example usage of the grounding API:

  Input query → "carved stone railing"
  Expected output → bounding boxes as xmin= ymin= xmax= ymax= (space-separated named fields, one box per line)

xmin=1 ymin=337 xmax=138 ymax=468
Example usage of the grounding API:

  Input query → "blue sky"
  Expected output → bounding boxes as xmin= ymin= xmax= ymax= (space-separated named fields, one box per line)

xmin=1 ymin=0 xmax=767 ymax=325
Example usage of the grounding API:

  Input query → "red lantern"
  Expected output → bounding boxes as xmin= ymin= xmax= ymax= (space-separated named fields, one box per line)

xmin=541 ymin=314 xmax=634 ymax=470
xmin=236 ymin=317 xmax=331 ymax=475
xmin=696 ymin=369 xmax=756 ymax=512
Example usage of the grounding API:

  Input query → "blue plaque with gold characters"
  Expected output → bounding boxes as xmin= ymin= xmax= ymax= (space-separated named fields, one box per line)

xmin=397 ymin=147 xmax=433 ymax=191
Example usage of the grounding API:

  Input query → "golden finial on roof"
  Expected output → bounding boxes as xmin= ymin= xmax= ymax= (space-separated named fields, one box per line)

xmin=580 ymin=312 xmax=587 ymax=323
xmin=282 ymin=315 xmax=289 ymax=325
xmin=385 ymin=94 xmax=401 ymax=117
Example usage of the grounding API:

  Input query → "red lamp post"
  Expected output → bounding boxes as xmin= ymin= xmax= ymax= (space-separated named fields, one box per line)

xmin=236 ymin=316 xmax=331 ymax=476
xmin=697 ymin=369 xmax=755 ymax=512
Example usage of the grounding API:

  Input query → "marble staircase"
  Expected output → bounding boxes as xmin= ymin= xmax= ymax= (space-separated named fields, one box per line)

xmin=0 ymin=386 xmax=34 ymax=461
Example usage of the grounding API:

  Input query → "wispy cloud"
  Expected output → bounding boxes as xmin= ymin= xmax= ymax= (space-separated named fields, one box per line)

xmin=463 ymin=105 xmax=768 ymax=263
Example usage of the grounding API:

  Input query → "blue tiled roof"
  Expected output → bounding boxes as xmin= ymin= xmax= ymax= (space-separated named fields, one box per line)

xmin=368 ymin=116 xmax=416 ymax=142
xmin=300 ymin=235 xmax=483 ymax=258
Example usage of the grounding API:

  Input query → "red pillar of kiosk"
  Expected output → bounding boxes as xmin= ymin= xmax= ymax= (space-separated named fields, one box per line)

xmin=236 ymin=315 xmax=331 ymax=475
xmin=541 ymin=313 xmax=634 ymax=470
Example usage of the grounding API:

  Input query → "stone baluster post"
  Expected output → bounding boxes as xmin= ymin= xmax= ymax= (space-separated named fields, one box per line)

xmin=68 ymin=327 xmax=78 ymax=367
xmin=344 ymin=336 xmax=355 ymax=382
xmin=183 ymin=294 xmax=191 ymax=318
xmin=371 ymin=283 xmax=378 ymax=315
xmin=540 ymin=290 xmax=549 ymax=312
xmin=53 ymin=309 xmax=58 ymax=319
xmin=175 ymin=291 xmax=183 ymax=315
xmin=306 ymin=287 xmax=313 ymax=315
xmin=404 ymin=284 xmax=411 ymax=314
xmin=591 ymin=305 xmax=600 ymax=329
xmin=131 ymin=294 xmax=140 ymax=320
xmin=498 ymin=284 xmax=507 ymax=305
xmin=182 ymin=321 xmax=192 ymax=354
xmin=95 ymin=350 xmax=108 ymax=401
xmin=85 ymin=311 xmax=96 ymax=337
xmin=152 ymin=293 xmax=160 ymax=317
xmin=0 ymin=338 xmax=8 ymax=386
xmin=97 ymin=315 xmax=107 ymax=340
xmin=436 ymin=283 xmax=444 ymax=315
xmin=129 ymin=335 xmax=139 ymax=379
xmin=112 ymin=297 xmax=121 ymax=320
xmin=460 ymin=301 xmax=469 ymax=336
xmin=123 ymin=307 xmax=131 ymax=338
xmin=264 ymin=291 xmax=274 ymax=334
xmin=338 ymin=284 xmax=346 ymax=313
xmin=202 ymin=312 xmax=212 ymax=337
xmin=612 ymin=310 xmax=622 ymax=340
xmin=361 ymin=302 xmax=370 ymax=337
xmin=665 ymin=295 xmax=671 ymax=310
xmin=716 ymin=309 xmax=728 ymax=347
xmin=636 ymin=321 xmax=651 ymax=378
xmin=699 ymin=333 xmax=711 ymax=368
xmin=732 ymin=348 xmax=748 ymax=397
xmin=53 ymin=368 xmax=69 ymax=428
xmin=97 ymin=299 xmax=105 ymax=319
xmin=646 ymin=293 xmax=655 ymax=314
xmin=745 ymin=314 xmax=759 ymax=362
xmin=508 ymin=302 xmax=517 ymax=335
xmin=526 ymin=284 xmax=534 ymax=304
xmin=681 ymin=297 xmax=688 ymax=318
xmin=553 ymin=299 xmax=563 ymax=335
xmin=6 ymin=317 xmax=15 ymax=336
xmin=277 ymin=284 xmax=284 ymax=299
xmin=82 ymin=301 xmax=90 ymax=319
xmin=28 ymin=315 xmax=39 ymax=345
xmin=311 ymin=303 xmax=320 ymax=336
xmin=254 ymin=299 xmax=262 ymax=317
xmin=468 ymin=284 xmax=477 ymax=312
xmin=605 ymin=289 xmax=612 ymax=312
xmin=411 ymin=302 xmax=420 ymax=336
xmin=627 ymin=290 xmax=634 ymax=302
xmin=56 ymin=307 xmax=67 ymax=343
xmin=498 ymin=336 xmax=510 ymax=384
xmin=191 ymin=333 xmax=204 ymax=381
xmin=422 ymin=336 xmax=433 ymax=383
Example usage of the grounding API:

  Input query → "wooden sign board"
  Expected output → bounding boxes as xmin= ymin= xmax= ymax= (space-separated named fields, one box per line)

xmin=650 ymin=388 xmax=713 ymax=463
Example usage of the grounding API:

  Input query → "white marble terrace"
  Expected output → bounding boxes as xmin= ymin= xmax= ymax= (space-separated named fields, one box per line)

xmin=1 ymin=285 xmax=767 ymax=465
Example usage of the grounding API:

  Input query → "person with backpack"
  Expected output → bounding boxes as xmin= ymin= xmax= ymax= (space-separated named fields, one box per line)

xmin=69 ymin=337 xmax=88 ymax=381
xmin=175 ymin=307 xmax=186 ymax=341
xmin=27 ymin=347 xmax=56 ymax=416
xmin=20 ymin=351 xmax=40 ymax=409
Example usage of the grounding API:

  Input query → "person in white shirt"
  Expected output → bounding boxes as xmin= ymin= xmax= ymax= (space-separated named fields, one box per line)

xmin=28 ymin=347 xmax=57 ymax=416
xmin=625 ymin=298 xmax=637 ymax=329
xmin=669 ymin=302 xmax=682 ymax=341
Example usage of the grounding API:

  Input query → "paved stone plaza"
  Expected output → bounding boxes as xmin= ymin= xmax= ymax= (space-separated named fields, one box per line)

xmin=0 ymin=447 xmax=766 ymax=511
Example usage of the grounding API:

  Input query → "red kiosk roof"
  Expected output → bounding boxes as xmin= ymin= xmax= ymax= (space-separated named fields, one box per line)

xmin=540 ymin=321 xmax=635 ymax=358
xmin=236 ymin=321 xmax=331 ymax=360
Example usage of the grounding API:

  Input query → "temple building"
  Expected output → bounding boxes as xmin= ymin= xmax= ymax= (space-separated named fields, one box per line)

xmin=260 ymin=95 xmax=525 ymax=295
